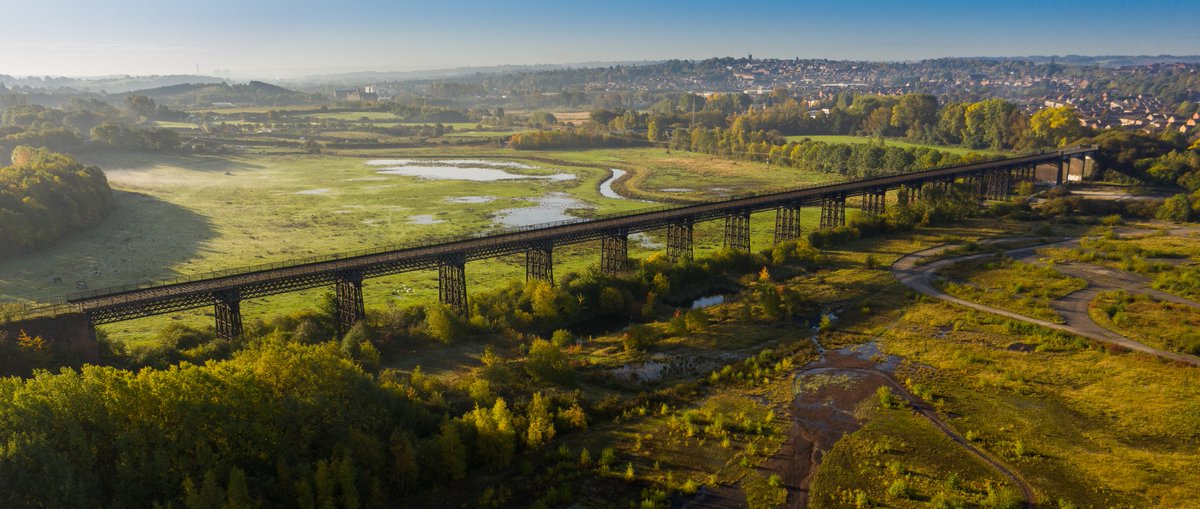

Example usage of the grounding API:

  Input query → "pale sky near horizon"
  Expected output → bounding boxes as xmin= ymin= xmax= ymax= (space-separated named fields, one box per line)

xmin=0 ymin=0 xmax=1196 ymax=78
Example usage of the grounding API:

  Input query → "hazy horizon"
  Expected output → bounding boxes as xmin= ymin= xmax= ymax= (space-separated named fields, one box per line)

xmin=1 ymin=0 xmax=1197 ymax=78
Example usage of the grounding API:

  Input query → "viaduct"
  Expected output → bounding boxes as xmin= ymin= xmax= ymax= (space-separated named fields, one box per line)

xmin=52 ymin=147 xmax=1095 ymax=340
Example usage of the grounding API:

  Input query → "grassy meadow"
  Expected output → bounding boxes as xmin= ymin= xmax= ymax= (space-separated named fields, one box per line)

xmin=1090 ymin=290 xmax=1200 ymax=355
xmin=936 ymin=256 xmax=1088 ymax=323
xmin=0 ymin=145 xmax=852 ymax=344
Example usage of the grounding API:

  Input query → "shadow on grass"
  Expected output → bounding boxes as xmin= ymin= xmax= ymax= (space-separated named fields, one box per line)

xmin=0 ymin=189 xmax=217 ymax=302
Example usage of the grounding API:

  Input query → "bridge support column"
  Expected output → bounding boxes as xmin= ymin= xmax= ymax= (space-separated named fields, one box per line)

xmin=862 ymin=190 xmax=885 ymax=215
xmin=773 ymin=204 xmax=802 ymax=244
xmin=525 ymin=241 xmax=554 ymax=283
xmin=992 ymin=170 xmax=1012 ymax=200
xmin=438 ymin=253 xmax=467 ymax=316
xmin=666 ymin=219 xmax=693 ymax=263
xmin=723 ymin=210 xmax=751 ymax=252
xmin=334 ymin=269 xmax=365 ymax=337
xmin=820 ymin=195 xmax=846 ymax=229
xmin=600 ymin=230 xmax=628 ymax=275
xmin=1056 ymin=157 xmax=1065 ymax=186
xmin=213 ymin=289 xmax=243 ymax=340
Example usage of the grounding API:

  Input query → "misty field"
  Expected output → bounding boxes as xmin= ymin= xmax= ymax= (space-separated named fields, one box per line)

xmin=0 ymin=146 xmax=847 ymax=343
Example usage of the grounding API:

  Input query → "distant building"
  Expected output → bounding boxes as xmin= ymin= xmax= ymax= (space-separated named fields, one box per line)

xmin=336 ymin=86 xmax=378 ymax=102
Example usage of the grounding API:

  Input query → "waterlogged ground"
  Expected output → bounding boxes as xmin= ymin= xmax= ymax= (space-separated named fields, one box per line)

xmin=0 ymin=147 xmax=841 ymax=343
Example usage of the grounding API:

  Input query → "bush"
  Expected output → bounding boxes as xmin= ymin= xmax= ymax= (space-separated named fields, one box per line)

xmin=877 ymin=386 xmax=904 ymax=409
xmin=886 ymin=478 xmax=914 ymax=500
xmin=550 ymin=329 xmax=574 ymax=347
xmin=622 ymin=324 xmax=657 ymax=352
xmin=425 ymin=304 xmax=465 ymax=343
xmin=982 ymin=484 xmax=1022 ymax=509
xmin=1156 ymin=194 xmax=1193 ymax=222
xmin=525 ymin=338 xmax=570 ymax=383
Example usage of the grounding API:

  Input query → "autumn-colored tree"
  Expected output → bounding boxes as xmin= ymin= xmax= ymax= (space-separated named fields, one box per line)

xmin=1029 ymin=106 xmax=1084 ymax=147
xmin=525 ymin=392 xmax=556 ymax=449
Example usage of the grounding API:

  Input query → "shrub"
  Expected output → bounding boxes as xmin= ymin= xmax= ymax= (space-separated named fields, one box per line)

xmin=598 ymin=447 xmax=617 ymax=468
xmin=550 ymin=329 xmax=574 ymax=347
xmin=931 ymin=491 xmax=966 ymax=509
xmin=525 ymin=338 xmax=570 ymax=383
xmin=1156 ymin=194 xmax=1193 ymax=222
xmin=982 ymin=484 xmax=1022 ymax=509
xmin=622 ymin=324 xmax=657 ymax=352
xmin=887 ymin=478 xmax=914 ymax=500
xmin=877 ymin=386 xmax=904 ymax=409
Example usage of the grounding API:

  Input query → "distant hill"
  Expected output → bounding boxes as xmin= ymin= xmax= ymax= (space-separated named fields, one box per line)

xmin=0 ymin=74 xmax=226 ymax=94
xmin=278 ymin=61 xmax=664 ymax=87
xmin=1005 ymin=55 xmax=1200 ymax=67
xmin=129 ymin=80 xmax=317 ymax=107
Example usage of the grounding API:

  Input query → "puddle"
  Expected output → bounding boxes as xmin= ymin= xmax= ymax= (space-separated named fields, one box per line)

xmin=691 ymin=294 xmax=724 ymax=309
xmin=492 ymin=192 xmax=593 ymax=228
xmin=408 ymin=215 xmax=442 ymax=225
xmin=367 ymin=159 xmax=574 ymax=182
xmin=612 ymin=361 xmax=667 ymax=383
xmin=445 ymin=196 xmax=496 ymax=204
xmin=295 ymin=188 xmax=331 ymax=195
xmin=362 ymin=219 xmax=380 ymax=227
xmin=630 ymin=232 xmax=663 ymax=249
xmin=367 ymin=159 xmax=536 ymax=169
xmin=611 ymin=354 xmax=740 ymax=384
xmin=792 ymin=371 xmax=863 ymax=395
xmin=843 ymin=340 xmax=901 ymax=372
xmin=660 ymin=188 xmax=693 ymax=192
xmin=345 ymin=177 xmax=388 ymax=182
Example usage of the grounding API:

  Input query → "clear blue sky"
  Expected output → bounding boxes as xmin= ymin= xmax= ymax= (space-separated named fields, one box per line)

xmin=1 ymin=0 xmax=1195 ymax=77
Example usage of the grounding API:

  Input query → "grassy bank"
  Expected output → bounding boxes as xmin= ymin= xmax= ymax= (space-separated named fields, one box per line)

xmin=936 ymin=256 xmax=1087 ymax=323
xmin=1090 ymin=290 xmax=1200 ymax=355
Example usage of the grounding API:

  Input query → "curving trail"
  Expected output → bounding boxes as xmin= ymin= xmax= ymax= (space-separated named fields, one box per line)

xmin=848 ymin=366 xmax=1037 ymax=509
xmin=890 ymin=235 xmax=1200 ymax=367
xmin=752 ymin=340 xmax=1035 ymax=509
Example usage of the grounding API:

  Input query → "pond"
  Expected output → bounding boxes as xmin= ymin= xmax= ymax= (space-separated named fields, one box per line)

xmin=690 ymin=294 xmax=729 ymax=309
xmin=408 ymin=215 xmax=442 ymax=225
xmin=367 ymin=159 xmax=574 ymax=182
xmin=444 ymin=196 xmax=496 ymax=204
xmin=492 ymin=192 xmax=593 ymax=228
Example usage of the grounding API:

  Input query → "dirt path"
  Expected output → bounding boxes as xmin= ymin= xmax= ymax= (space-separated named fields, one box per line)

xmin=890 ymin=235 xmax=1200 ymax=367
xmin=753 ymin=340 xmax=1035 ymax=509
xmin=862 ymin=368 xmax=1036 ymax=509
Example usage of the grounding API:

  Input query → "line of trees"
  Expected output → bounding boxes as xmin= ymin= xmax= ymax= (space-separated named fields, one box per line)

xmin=0 ymin=147 xmax=113 ymax=258
xmin=510 ymin=129 xmax=647 ymax=150
xmin=0 ymin=98 xmax=183 ymax=164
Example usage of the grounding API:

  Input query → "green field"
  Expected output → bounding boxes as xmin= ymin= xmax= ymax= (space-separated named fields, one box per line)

xmin=1090 ymin=290 xmax=1200 ymax=355
xmin=785 ymin=135 xmax=1006 ymax=157
xmin=301 ymin=111 xmax=398 ymax=121
xmin=0 ymin=146 xmax=851 ymax=343
xmin=936 ymin=256 xmax=1087 ymax=323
